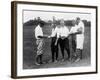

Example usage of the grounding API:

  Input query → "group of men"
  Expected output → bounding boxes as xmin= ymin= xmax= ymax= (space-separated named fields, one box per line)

xmin=34 ymin=17 xmax=84 ymax=65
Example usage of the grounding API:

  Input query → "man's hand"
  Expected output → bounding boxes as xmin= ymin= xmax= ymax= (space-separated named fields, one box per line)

xmin=55 ymin=41 xmax=57 ymax=46
xmin=38 ymin=35 xmax=48 ymax=38
xmin=77 ymin=27 xmax=82 ymax=32
xmin=55 ymin=38 xmax=58 ymax=46
xmin=43 ymin=35 xmax=49 ymax=38
xmin=76 ymin=27 xmax=82 ymax=34
xmin=69 ymin=27 xmax=82 ymax=36
xmin=48 ymin=36 xmax=51 ymax=38
xmin=61 ymin=36 xmax=66 ymax=39
xmin=69 ymin=32 xmax=74 ymax=35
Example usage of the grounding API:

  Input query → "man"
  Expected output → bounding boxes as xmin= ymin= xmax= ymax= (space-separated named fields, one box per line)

xmin=50 ymin=19 xmax=70 ymax=61
xmin=48 ymin=22 xmax=60 ymax=62
xmin=34 ymin=21 xmax=48 ymax=65
xmin=69 ymin=20 xmax=76 ymax=60
xmin=49 ymin=16 xmax=59 ymax=62
xmin=69 ymin=17 xmax=85 ymax=62
xmin=58 ymin=19 xmax=70 ymax=61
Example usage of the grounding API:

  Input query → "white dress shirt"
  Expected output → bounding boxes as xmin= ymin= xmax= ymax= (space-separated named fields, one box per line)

xmin=50 ymin=27 xmax=60 ymax=38
xmin=60 ymin=26 xmax=69 ymax=37
xmin=34 ymin=25 xmax=43 ymax=39
xmin=51 ymin=26 xmax=69 ymax=38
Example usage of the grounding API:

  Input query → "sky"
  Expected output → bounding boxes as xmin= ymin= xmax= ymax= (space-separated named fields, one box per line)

xmin=23 ymin=10 xmax=91 ymax=23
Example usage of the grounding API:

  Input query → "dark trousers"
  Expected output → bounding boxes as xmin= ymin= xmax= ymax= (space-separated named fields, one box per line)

xmin=72 ymin=37 xmax=76 ymax=52
xmin=71 ymin=35 xmax=76 ymax=59
xmin=59 ymin=38 xmax=70 ymax=59
xmin=51 ymin=37 xmax=58 ymax=62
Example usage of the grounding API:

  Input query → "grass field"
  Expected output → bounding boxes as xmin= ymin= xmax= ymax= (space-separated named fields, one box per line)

xmin=23 ymin=24 xmax=91 ymax=69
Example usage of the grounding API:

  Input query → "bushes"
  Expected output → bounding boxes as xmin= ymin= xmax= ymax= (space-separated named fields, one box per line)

xmin=23 ymin=19 xmax=91 ymax=27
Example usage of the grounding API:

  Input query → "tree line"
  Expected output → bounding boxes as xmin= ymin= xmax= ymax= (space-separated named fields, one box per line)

xmin=24 ymin=19 xmax=91 ymax=27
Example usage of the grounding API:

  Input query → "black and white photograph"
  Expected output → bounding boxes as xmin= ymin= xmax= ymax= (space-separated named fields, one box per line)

xmin=11 ymin=1 xmax=97 ymax=78
xmin=23 ymin=10 xmax=91 ymax=69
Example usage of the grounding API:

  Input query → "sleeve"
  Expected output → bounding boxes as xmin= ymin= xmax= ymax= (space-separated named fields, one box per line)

xmin=70 ymin=27 xmax=74 ymax=33
xmin=77 ymin=22 xmax=84 ymax=33
xmin=50 ymin=27 xmax=57 ymax=37
xmin=35 ymin=27 xmax=43 ymax=39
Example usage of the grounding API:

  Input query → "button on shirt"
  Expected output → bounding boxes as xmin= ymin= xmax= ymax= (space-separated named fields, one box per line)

xmin=34 ymin=25 xmax=43 ymax=39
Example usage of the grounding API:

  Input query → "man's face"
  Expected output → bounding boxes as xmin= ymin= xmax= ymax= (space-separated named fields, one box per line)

xmin=76 ymin=19 xmax=80 ymax=25
xmin=57 ymin=25 xmax=61 ymax=28
xmin=52 ymin=23 xmax=56 ymax=28
xmin=60 ymin=19 xmax=64 ymax=26
xmin=37 ymin=17 xmax=41 ymax=21
xmin=72 ymin=20 xmax=76 ymax=26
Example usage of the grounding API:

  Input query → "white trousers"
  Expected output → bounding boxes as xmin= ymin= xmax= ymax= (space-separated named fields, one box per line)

xmin=76 ymin=34 xmax=84 ymax=49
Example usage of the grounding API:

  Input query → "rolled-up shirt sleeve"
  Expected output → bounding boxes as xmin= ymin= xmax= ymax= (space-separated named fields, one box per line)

xmin=78 ymin=21 xmax=84 ymax=33
xmin=35 ymin=25 xmax=43 ymax=39
xmin=50 ymin=27 xmax=57 ymax=37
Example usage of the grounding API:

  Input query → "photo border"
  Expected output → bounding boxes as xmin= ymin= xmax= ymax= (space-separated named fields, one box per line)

xmin=11 ymin=1 xmax=98 ymax=79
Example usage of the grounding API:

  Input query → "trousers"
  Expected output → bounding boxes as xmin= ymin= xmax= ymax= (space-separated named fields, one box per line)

xmin=59 ymin=38 xmax=70 ymax=59
xmin=51 ymin=37 xmax=58 ymax=62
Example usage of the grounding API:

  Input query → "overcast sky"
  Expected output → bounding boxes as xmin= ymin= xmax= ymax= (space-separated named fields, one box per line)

xmin=23 ymin=10 xmax=91 ymax=23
